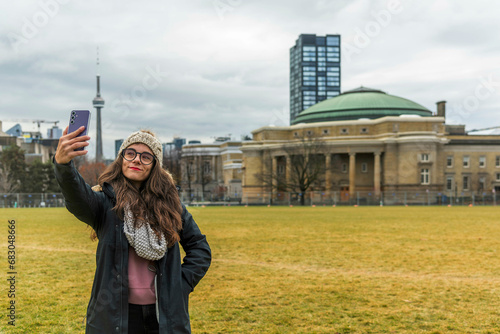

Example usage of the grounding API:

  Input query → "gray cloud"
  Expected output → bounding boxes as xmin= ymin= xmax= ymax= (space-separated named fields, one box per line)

xmin=1 ymin=0 xmax=500 ymax=158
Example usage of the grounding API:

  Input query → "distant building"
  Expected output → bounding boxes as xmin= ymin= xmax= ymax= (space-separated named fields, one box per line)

xmin=93 ymin=57 xmax=105 ymax=162
xmin=47 ymin=125 xmax=62 ymax=139
xmin=242 ymin=87 xmax=500 ymax=204
xmin=180 ymin=140 xmax=243 ymax=201
xmin=172 ymin=137 xmax=186 ymax=150
xmin=163 ymin=137 xmax=186 ymax=155
xmin=115 ymin=139 xmax=124 ymax=158
xmin=0 ymin=121 xmax=58 ymax=163
xmin=5 ymin=124 xmax=22 ymax=137
xmin=0 ymin=121 xmax=17 ymax=147
xmin=290 ymin=34 xmax=341 ymax=124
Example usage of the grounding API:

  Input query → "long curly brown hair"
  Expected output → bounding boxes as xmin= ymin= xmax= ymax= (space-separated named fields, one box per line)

xmin=91 ymin=148 xmax=183 ymax=247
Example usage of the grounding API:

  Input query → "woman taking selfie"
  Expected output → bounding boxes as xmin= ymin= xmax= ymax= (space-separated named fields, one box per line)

xmin=54 ymin=127 xmax=211 ymax=334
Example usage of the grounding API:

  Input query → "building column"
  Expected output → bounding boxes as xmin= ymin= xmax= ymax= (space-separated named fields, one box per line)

xmin=271 ymin=156 xmax=278 ymax=189
xmin=325 ymin=154 xmax=332 ymax=193
xmin=286 ymin=156 xmax=291 ymax=186
xmin=374 ymin=152 xmax=381 ymax=197
xmin=195 ymin=156 xmax=200 ymax=183
xmin=212 ymin=155 xmax=216 ymax=181
xmin=349 ymin=153 xmax=356 ymax=197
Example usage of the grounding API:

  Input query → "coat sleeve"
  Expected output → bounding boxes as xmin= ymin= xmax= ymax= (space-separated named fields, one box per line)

xmin=179 ymin=205 xmax=211 ymax=291
xmin=53 ymin=159 xmax=104 ymax=229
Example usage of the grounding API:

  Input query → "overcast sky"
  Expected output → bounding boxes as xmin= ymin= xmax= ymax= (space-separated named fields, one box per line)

xmin=1 ymin=0 xmax=500 ymax=159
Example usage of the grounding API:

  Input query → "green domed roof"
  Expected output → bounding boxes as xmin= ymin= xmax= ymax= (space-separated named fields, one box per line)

xmin=292 ymin=87 xmax=433 ymax=124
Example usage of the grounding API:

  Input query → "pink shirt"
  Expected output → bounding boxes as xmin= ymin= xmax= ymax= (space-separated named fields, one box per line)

xmin=128 ymin=246 xmax=156 ymax=305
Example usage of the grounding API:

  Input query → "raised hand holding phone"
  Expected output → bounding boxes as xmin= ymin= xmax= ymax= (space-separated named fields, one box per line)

xmin=54 ymin=110 xmax=91 ymax=164
xmin=68 ymin=110 xmax=91 ymax=150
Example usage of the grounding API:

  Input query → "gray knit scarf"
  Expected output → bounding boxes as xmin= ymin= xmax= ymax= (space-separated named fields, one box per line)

xmin=123 ymin=206 xmax=167 ymax=261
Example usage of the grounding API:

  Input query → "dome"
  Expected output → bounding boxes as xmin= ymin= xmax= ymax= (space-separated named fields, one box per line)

xmin=292 ymin=87 xmax=433 ymax=124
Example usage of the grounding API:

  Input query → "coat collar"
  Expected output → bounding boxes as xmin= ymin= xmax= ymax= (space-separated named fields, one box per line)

xmin=102 ymin=182 xmax=116 ymax=204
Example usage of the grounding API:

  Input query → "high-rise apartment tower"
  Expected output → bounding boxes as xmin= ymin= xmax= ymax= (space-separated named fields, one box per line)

xmin=289 ymin=34 xmax=341 ymax=124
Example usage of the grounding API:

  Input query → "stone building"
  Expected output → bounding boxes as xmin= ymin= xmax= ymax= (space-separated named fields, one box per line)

xmin=241 ymin=87 xmax=500 ymax=204
xmin=0 ymin=121 xmax=59 ymax=163
xmin=180 ymin=139 xmax=243 ymax=201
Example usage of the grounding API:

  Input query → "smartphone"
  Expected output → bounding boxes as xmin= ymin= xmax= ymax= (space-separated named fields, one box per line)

xmin=68 ymin=110 xmax=91 ymax=151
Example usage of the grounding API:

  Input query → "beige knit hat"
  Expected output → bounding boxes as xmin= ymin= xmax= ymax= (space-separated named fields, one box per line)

xmin=118 ymin=130 xmax=163 ymax=167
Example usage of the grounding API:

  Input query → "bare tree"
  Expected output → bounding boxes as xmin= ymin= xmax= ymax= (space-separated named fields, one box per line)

xmin=79 ymin=161 xmax=107 ymax=186
xmin=182 ymin=160 xmax=194 ymax=202
xmin=0 ymin=164 xmax=20 ymax=193
xmin=163 ymin=145 xmax=182 ymax=183
xmin=199 ymin=159 xmax=212 ymax=201
xmin=0 ymin=145 xmax=26 ymax=193
xmin=255 ymin=132 xmax=328 ymax=205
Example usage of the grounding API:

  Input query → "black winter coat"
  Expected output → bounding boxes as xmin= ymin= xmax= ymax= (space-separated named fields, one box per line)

xmin=54 ymin=161 xmax=211 ymax=334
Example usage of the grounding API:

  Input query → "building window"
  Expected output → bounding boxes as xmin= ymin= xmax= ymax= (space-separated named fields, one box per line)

xmin=463 ymin=176 xmax=470 ymax=190
xmin=479 ymin=156 xmax=486 ymax=168
xmin=302 ymin=56 xmax=316 ymax=62
xmin=341 ymin=163 xmax=347 ymax=173
xmin=294 ymin=132 xmax=299 ymax=137
xmin=496 ymin=173 xmax=500 ymax=181
xmin=361 ymin=163 xmax=368 ymax=173
xmin=496 ymin=156 xmax=500 ymax=167
xmin=341 ymin=128 xmax=348 ymax=135
xmin=446 ymin=176 xmax=453 ymax=191
xmin=446 ymin=156 xmax=453 ymax=168
xmin=479 ymin=177 xmax=486 ymax=191
xmin=307 ymin=130 xmax=313 ymax=136
xmin=421 ymin=153 xmax=429 ymax=162
xmin=187 ymin=161 xmax=195 ymax=174
xmin=277 ymin=165 xmax=285 ymax=175
xmin=203 ymin=161 xmax=211 ymax=174
xmin=463 ymin=156 xmax=470 ymax=168
xmin=361 ymin=127 xmax=368 ymax=134
xmin=322 ymin=129 xmax=330 ymax=135
xmin=421 ymin=168 xmax=430 ymax=185
xmin=326 ymin=66 xmax=340 ymax=72
xmin=326 ymin=36 xmax=340 ymax=46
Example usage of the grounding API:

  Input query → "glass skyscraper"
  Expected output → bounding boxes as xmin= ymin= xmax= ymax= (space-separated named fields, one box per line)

xmin=289 ymin=34 xmax=341 ymax=124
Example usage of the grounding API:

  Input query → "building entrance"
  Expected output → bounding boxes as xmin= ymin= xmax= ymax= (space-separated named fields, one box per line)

xmin=340 ymin=186 xmax=349 ymax=202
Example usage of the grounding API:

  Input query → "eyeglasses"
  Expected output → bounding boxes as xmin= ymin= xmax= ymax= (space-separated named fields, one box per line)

xmin=121 ymin=148 xmax=155 ymax=165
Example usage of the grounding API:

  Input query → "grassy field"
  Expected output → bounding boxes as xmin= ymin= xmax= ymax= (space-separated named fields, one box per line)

xmin=1 ymin=206 xmax=500 ymax=333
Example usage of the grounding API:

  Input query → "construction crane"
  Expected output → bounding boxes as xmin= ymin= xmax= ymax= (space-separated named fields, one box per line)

xmin=3 ymin=119 xmax=60 ymax=132
xmin=2 ymin=119 xmax=61 ymax=139
xmin=467 ymin=126 xmax=500 ymax=133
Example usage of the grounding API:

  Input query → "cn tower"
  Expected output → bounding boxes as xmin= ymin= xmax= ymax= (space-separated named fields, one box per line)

xmin=92 ymin=48 xmax=105 ymax=162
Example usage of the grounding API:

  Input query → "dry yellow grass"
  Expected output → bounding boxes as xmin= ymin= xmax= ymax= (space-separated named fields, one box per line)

xmin=1 ymin=206 xmax=500 ymax=333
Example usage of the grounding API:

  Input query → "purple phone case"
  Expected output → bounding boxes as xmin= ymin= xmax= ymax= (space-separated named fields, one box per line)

xmin=68 ymin=110 xmax=91 ymax=151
